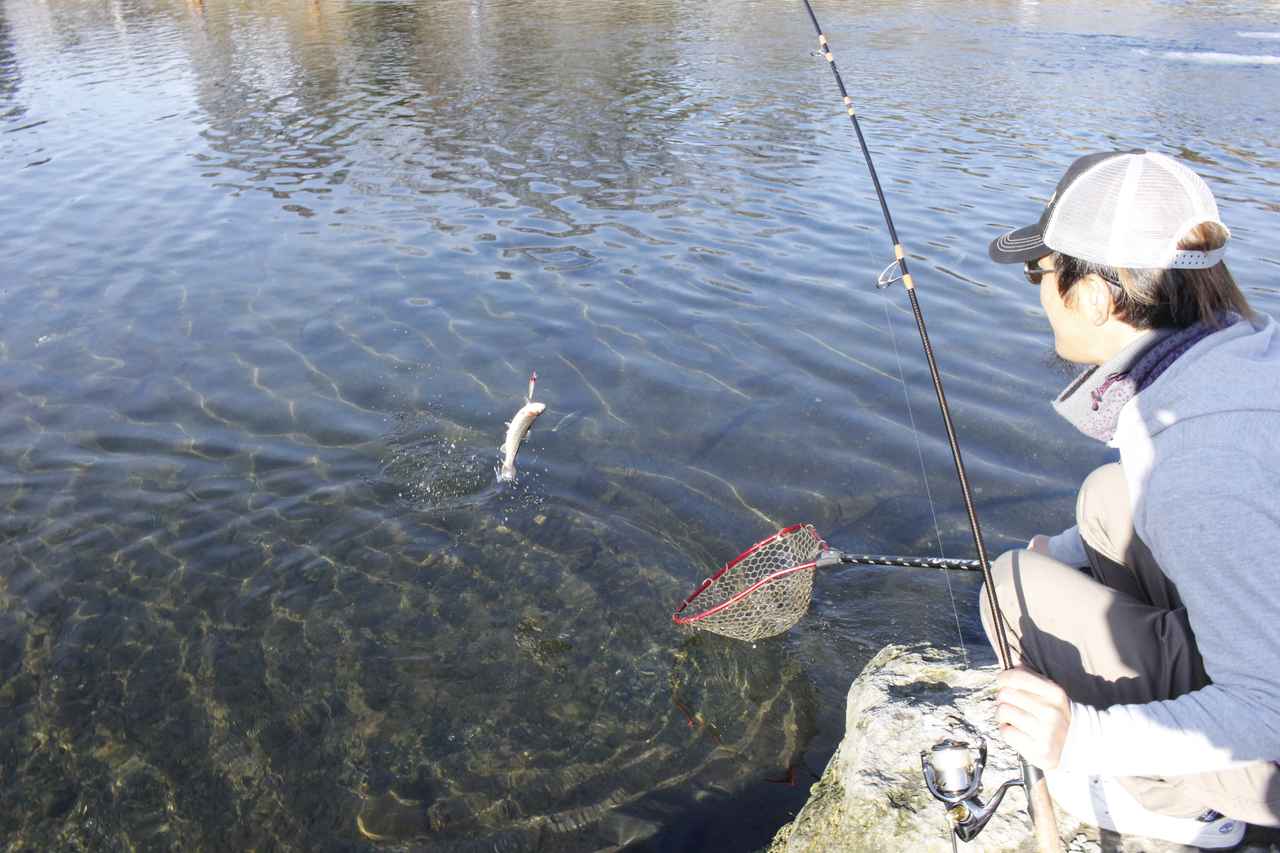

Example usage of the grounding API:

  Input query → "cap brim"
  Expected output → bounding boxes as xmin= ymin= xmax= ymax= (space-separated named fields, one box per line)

xmin=988 ymin=223 xmax=1049 ymax=264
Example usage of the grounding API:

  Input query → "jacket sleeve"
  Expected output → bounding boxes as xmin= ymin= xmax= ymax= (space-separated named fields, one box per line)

xmin=1058 ymin=443 xmax=1280 ymax=776
xmin=1046 ymin=525 xmax=1088 ymax=568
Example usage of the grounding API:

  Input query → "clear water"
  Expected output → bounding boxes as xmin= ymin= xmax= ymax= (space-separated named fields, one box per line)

xmin=1 ymin=0 xmax=1278 ymax=849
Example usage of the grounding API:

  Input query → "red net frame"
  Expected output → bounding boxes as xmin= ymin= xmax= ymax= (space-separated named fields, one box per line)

xmin=672 ymin=524 xmax=828 ymax=641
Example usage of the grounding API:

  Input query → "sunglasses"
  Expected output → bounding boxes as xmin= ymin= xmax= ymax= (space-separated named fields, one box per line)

xmin=1024 ymin=259 xmax=1124 ymax=288
xmin=1023 ymin=260 xmax=1055 ymax=285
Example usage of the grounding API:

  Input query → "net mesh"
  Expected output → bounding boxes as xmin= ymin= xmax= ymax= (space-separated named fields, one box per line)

xmin=674 ymin=525 xmax=825 ymax=642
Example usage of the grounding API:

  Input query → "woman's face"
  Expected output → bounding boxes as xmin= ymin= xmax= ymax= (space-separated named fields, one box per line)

xmin=1032 ymin=255 xmax=1102 ymax=365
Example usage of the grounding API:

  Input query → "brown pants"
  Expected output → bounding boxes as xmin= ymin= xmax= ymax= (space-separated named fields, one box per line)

xmin=980 ymin=463 xmax=1280 ymax=826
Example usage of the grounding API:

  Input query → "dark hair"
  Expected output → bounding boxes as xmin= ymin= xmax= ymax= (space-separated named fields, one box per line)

xmin=1055 ymin=222 xmax=1253 ymax=330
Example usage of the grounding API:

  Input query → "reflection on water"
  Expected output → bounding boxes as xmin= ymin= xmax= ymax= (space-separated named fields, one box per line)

xmin=0 ymin=7 xmax=19 ymax=123
xmin=1 ymin=0 xmax=1278 ymax=849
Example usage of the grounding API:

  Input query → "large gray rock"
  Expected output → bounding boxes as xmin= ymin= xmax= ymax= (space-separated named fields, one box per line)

xmin=768 ymin=643 xmax=1056 ymax=853
xmin=767 ymin=644 xmax=1280 ymax=853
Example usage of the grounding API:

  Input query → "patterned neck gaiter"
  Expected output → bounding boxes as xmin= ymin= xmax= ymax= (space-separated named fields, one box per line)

xmin=1051 ymin=318 xmax=1233 ymax=443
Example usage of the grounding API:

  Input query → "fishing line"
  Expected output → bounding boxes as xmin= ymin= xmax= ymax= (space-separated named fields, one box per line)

xmin=880 ymin=295 xmax=969 ymax=671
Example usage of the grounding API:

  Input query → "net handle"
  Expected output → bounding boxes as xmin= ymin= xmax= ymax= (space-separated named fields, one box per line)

xmin=835 ymin=553 xmax=981 ymax=572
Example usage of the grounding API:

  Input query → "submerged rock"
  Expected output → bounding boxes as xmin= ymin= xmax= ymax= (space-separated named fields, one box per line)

xmin=514 ymin=615 xmax=573 ymax=670
xmin=768 ymin=645 xmax=1280 ymax=853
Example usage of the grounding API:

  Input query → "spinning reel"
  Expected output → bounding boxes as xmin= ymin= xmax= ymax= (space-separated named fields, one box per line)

xmin=921 ymin=735 xmax=1026 ymax=845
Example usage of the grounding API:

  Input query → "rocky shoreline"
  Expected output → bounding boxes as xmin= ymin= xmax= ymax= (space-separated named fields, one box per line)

xmin=766 ymin=644 xmax=1280 ymax=853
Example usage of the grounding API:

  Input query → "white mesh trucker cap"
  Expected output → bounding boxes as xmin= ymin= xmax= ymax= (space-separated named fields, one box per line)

xmin=989 ymin=150 xmax=1229 ymax=270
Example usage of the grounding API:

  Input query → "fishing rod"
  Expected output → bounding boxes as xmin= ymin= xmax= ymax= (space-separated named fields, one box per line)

xmin=795 ymin=3 xmax=1063 ymax=850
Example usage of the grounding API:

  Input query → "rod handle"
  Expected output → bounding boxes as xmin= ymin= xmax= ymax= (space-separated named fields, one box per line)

xmin=1023 ymin=763 xmax=1065 ymax=853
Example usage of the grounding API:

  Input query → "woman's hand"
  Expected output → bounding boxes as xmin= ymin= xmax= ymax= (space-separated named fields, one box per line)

xmin=1027 ymin=534 xmax=1052 ymax=555
xmin=995 ymin=666 xmax=1071 ymax=770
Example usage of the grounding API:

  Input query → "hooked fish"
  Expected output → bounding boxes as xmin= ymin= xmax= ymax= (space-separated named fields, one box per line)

xmin=497 ymin=371 xmax=545 ymax=482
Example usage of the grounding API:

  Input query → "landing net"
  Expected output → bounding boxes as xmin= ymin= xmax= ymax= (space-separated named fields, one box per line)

xmin=672 ymin=524 xmax=826 ymax=642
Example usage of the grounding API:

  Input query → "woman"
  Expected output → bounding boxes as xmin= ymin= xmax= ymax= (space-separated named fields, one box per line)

xmin=983 ymin=150 xmax=1280 ymax=848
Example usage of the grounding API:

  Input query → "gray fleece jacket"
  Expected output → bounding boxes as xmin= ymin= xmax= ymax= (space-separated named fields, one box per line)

xmin=1049 ymin=313 xmax=1280 ymax=777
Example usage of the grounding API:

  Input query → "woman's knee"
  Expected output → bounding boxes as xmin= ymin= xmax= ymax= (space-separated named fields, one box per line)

xmin=979 ymin=550 xmax=1023 ymax=625
xmin=1076 ymin=462 xmax=1132 ymax=560
xmin=982 ymin=548 xmax=1081 ymax=668
xmin=980 ymin=548 xmax=1071 ymax=629
xmin=990 ymin=546 xmax=1021 ymax=591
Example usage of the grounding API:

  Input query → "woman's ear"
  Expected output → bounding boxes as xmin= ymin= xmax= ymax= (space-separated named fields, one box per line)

xmin=1082 ymin=275 xmax=1113 ymax=326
